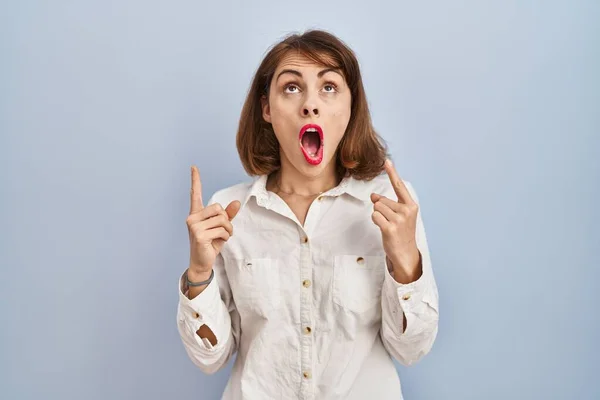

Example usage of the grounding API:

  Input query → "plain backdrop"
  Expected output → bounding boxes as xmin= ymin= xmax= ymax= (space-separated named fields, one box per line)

xmin=1 ymin=1 xmax=598 ymax=399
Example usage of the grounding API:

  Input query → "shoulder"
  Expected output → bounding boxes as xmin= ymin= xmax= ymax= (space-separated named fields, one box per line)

xmin=205 ymin=178 xmax=255 ymax=207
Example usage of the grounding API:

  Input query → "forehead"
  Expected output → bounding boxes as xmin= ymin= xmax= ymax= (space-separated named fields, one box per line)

xmin=274 ymin=51 xmax=339 ymax=75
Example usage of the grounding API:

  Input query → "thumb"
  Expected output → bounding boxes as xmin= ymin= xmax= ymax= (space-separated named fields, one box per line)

xmin=213 ymin=201 xmax=242 ymax=254
xmin=225 ymin=200 xmax=241 ymax=220
xmin=370 ymin=193 xmax=382 ymax=203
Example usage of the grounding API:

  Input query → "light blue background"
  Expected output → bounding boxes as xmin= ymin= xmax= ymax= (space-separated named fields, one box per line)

xmin=1 ymin=1 xmax=598 ymax=399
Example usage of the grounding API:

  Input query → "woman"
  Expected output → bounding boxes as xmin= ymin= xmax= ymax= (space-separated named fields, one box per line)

xmin=177 ymin=30 xmax=439 ymax=400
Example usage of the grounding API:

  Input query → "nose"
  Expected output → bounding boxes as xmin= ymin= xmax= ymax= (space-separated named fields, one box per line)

xmin=303 ymin=107 xmax=319 ymax=117
xmin=302 ymin=95 xmax=319 ymax=118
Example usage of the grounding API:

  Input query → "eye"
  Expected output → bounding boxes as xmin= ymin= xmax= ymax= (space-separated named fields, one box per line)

xmin=284 ymin=84 xmax=300 ymax=94
xmin=323 ymin=83 xmax=338 ymax=93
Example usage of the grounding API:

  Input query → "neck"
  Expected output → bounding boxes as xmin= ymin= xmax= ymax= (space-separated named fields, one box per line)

xmin=268 ymin=154 xmax=340 ymax=197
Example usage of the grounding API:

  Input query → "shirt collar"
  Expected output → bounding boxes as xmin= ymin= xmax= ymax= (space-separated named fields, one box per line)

xmin=326 ymin=174 xmax=373 ymax=202
xmin=242 ymin=175 xmax=270 ymax=208
xmin=241 ymin=173 xmax=372 ymax=208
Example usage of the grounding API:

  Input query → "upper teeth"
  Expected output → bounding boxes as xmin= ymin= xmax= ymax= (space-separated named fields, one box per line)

xmin=305 ymin=128 xmax=318 ymax=133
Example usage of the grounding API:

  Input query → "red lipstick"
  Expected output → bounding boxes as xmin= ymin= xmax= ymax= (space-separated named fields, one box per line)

xmin=299 ymin=124 xmax=324 ymax=165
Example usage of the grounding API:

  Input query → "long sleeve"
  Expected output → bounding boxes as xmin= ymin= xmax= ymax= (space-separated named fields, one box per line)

xmin=380 ymin=183 xmax=440 ymax=366
xmin=176 ymin=252 xmax=241 ymax=374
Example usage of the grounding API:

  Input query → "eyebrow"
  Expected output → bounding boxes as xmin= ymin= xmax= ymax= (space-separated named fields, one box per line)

xmin=276 ymin=67 xmax=341 ymax=82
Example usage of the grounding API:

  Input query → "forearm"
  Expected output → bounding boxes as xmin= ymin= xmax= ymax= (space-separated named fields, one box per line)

xmin=380 ymin=254 xmax=439 ymax=365
xmin=177 ymin=267 xmax=239 ymax=374
xmin=184 ymin=268 xmax=218 ymax=345
xmin=177 ymin=302 xmax=236 ymax=374
xmin=387 ymin=254 xmax=422 ymax=333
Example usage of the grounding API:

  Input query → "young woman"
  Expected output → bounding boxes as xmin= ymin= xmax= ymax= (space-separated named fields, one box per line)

xmin=177 ymin=30 xmax=439 ymax=400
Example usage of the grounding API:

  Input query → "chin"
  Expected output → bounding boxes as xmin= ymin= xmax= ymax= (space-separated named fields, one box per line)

xmin=292 ymin=154 xmax=335 ymax=178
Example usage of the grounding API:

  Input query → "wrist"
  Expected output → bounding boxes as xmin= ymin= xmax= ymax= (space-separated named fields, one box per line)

xmin=187 ymin=267 xmax=212 ymax=283
xmin=387 ymin=251 xmax=422 ymax=284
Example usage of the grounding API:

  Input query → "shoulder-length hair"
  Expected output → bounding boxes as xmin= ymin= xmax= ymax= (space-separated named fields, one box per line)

xmin=236 ymin=29 xmax=388 ymax=181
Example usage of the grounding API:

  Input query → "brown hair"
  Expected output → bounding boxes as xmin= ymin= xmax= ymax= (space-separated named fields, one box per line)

xmin=236 ymin=29 xmax=388 ymax=181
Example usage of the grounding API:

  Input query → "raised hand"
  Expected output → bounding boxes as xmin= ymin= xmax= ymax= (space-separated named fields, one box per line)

xmin=370 ymin=159 xmax=422 ymax=283
xmin=186 ymin=165 xmax=241 ymax=275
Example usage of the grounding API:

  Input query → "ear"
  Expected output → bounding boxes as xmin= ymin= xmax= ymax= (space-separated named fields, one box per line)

xmin=261 ymin=95 xmax=272 ymax=124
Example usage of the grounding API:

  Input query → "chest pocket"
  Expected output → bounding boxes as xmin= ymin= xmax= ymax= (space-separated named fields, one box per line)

xmin=229 ymin=258 xmax=281 ymax=318
xmin=332 ymin=255 xmax=386 ymax=313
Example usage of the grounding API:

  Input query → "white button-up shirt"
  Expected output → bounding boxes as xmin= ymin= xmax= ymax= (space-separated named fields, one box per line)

xmin=177 ymin=173 xmax=439 ymax=400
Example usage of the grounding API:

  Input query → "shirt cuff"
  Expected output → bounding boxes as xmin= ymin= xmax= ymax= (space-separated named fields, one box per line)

xmin=178 ymin=271 xmax=221 ymax=309
xmin=383 ymin=254 xmax=439 ymax=337
xmin=384 ymin=261 xmax=428 ymax=314
xmin=177 ymin=271 xmax=227 ymax=350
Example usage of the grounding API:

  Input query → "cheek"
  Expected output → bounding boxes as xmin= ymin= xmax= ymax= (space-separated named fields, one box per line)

xmin=330 ymin=97 xmax=351 ymax=119
xmin=330 ymin=106 xmax=351 ymax=128
xmin=327 ymin=105 xmax=351 ymax=145
xmin=268 ymin=103 xmax=285 ymax=126
xmin=269 ymin=103 xmax=296 ymax=142
xmin=270 ymin=100 xmax=296 ymax=124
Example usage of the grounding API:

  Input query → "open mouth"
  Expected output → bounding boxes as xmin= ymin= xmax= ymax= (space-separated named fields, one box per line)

xmin=299 ymin=124 xmax=324 ymax=165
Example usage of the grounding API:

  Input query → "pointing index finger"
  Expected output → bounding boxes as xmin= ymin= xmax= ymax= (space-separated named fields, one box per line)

xmin=190 ymin=165 xmax=204 ymax=214
xmin=384 ymin=159 xmax=414 ymax=205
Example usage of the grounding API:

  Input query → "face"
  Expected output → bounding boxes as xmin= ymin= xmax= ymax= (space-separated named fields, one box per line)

xmin=262 ymin=53 xmax=352 ymax=178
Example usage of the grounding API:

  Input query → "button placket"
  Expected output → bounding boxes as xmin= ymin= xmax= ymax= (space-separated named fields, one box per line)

xmin=299 ymin=227 xmax=313 ymax=396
